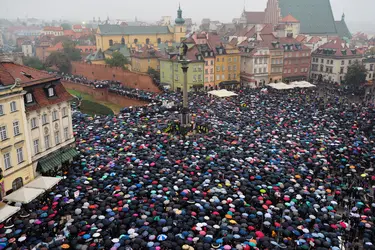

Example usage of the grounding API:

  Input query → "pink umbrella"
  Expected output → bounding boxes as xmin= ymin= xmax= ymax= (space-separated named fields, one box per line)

xmin=223 ymin=245 xmax=231 ymax=250
xmin=255 ymin=231 xmax=265 ymax=238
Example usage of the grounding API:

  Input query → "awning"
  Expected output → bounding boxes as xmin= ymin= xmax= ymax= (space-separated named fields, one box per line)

xmin=24 ymin=176 xmax=62 ymax=190
xmin=0 ymin=202 xmax=20 ymax=223
xmin=3 ymin=187 xmax=44 ymax=204
xmin=37 ymin=148 xmax=79 ymax=173
xmin=208 ymin=89 xmax=238 ymax=98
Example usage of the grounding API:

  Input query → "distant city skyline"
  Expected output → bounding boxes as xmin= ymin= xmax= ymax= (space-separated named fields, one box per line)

xmin=1 ymin=0 xmax=374 ymax=33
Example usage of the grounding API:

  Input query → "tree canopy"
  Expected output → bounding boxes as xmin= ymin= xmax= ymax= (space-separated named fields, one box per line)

xmin=61 ymin=23 xmax=71 ymax=30
xmin=62 ymin=40 xmax=82 ymax=61
xmin=147 ymin=67 xmax=160 ymax=80
xmin=345 ymin=60 xmax=367 ymax=87
xmin=23 ymin=57 xmax=45 ymax=70
xmin=45 ymin=51 xmax=72 ymax=73
xmin=105 ymin=51 xmax=129 ymax=69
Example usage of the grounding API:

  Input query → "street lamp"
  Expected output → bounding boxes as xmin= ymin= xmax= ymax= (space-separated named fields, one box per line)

xmin=178 ymin=42 xmax=191 ymax=136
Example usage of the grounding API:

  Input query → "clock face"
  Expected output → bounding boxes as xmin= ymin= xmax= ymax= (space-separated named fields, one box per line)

xmin=55 ymin=122 xmax=59 ymax=130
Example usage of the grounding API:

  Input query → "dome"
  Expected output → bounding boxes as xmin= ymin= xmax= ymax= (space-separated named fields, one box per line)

xmin=175 ymin=5 xmax=185 ymax=25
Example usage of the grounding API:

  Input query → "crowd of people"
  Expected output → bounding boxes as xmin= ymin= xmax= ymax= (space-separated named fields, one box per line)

xmin=58 ymin=73 xmax=159 ymax=102
xmin=1 ymin=86 xmax=375 ymax=250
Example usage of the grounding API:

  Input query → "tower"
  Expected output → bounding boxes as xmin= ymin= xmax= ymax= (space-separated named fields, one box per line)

xmin=342 ymin=13 xmax=345 ymax=21
xmin=264 ymin=0 xmax=281 ymax=25
xmin=174 ymin=4 xmax=186 ymax=42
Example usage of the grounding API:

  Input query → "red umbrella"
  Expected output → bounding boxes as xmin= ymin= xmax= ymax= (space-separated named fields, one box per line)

xmin=255 ymin=231 xmax=265 ymax=238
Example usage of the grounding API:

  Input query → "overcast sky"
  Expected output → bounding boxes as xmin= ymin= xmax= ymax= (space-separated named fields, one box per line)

xmin=1 ymin=0 xmax=373 ymax=28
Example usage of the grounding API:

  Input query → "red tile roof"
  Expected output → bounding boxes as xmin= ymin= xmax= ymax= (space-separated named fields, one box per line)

xmin=295 ymin=35 xmax=307 ymax=43
xmin=25 ymin=82 xmax=73 ymax=112
xmin=315 ymin=38 xmax=362 ymax=56
xmin=244 ymin=11 xmax=265 ymax=24
xmin=169 ymin=45 xmax=203 ymax=62
xmin=43 ymin=26 xmax=63 ymax=31
xmin=308 ymin=36 xmax=321 ymax=44
xmin=72 ymin=24 xmax=83 ymax=30
xmin=280 ymin=14 xmax=299 ymax=23
xmin=260 ymin=24 xmax=274 ymax=34
xmin=0 ymin=62 xmax=72 ymax=111
xmin=132 ymin=46 xmax=163 ymax=59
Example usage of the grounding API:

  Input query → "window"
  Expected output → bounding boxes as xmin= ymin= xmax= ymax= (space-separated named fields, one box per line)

xmin=228 ymin=74 xmax=231 ymax=80
xmin=4 ymin=153 xmax=11 ymax=170
xmin=228 ymin=57 xmax=232 ymax=62
xmin=234 ymin=57 xmax=237 ymax=62
xmin=205 ymin=77 xmax=208 ymax=82
xmin=134 ymin=38 xmax=138 ymax=44
xmin=233 ymin=65 xmax=237 ymax=71
xmin=146 ymin=38 xmax=150 ymax=44
xmin=62 ymin=107 xmax=67 ymax=117
xmin=221 ymin=74 xmax=225 ymax=80
xmin=349 ymin=60 xmax=352 ymax=65
xmin=0 ymin=126 xmax=7 ymax=141
xmin=12 ymin=177 xmax=23 ymax=191
xmin=216 ymin=66 xmax=220 ymax=72
xmin=216 ymin=75 xmax=220 ymax=80
xmin=284 ymin=69 xmax=288 ymax=73
xmin=44 ymin=135 xmax=50 ymax=149
xmin=55 ymin=131 xmax=60 ymax=144
xmin=109 ymin=39 xmax=113 ymax=46
xmin=228 ymin=66 xmax=231 ymax=71
xmin=217 ymin=58 xmax=220 ymax=62
xmin=210 ymin=60 xmax=213 ymax=65
xmin=198 ymin=75 xmax=201 ymax=81
xmin=370 ymin=64 xmax=374 ymax=71
xmin=288 ymin=69 xmax=291 ymax=73
xmin=26 ymin=93 xmax=33 ymax=103
xmin=48 ymin=87 xmax=54 ymax=97
xmin=10 ymin=101 xmax=17 ymax=112
xmin=16 ymin=147 xmax=24 ymax=163
xmin=295 ymin=68 xmax=298 ymax=73
xmin=210 ymin=69 xmax=213 ymax=74
xmin=52 ymin=110 xmax=58 ymax=121
xmin=330 ymin=60 xmax=333 ymax=64
xmin=340 ymin=67 xmax=344 ymax=74
xmin=222 ymin=65 xmax=225 ymax=71
xmin=205 ymin=69 xmax=208 ymax=74
xmin=0 ymin=105 xmax=3 ymax=116
xmin=205 ymin=61 xmax=208 ymax=66
xmin=222 ymin=58 xmax=224 ymax=62
xmin=64 ymin=127 xmax=69 ymax=140
xmin=42 ymin=114 xmax=48 ymax=125
xmin=255 ymin=58 xmax=258 ymax=64
xmin=321 ymin=59 xmax=324 ymax=63
xmin=233 ymin=73 xmax=236 ymax=79
xmin=157 ymin=38 xmax=161 ymax=44
xmin=121 ymin=37 xmax=125 ymax=45
xmin=33 ymin=139 xmax=39 ymax=154
xmin=13 ymin=121 xmax=20 ymax=136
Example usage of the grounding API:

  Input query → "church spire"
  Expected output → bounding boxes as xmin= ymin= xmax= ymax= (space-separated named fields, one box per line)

xmin=342 ymin=12 xmax=345 ymax=21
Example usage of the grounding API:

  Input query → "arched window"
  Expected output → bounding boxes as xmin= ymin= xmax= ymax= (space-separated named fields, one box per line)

xmin=180 ymin=27 xmax=182 ymax=32
xmin=121 ymin=37 xmax=125 ymax=45
xmin=146 ymin=38 xmax=150 ymax=45
xmin=109 ymin=39 xmax=113 ymax=46
xmin=157 ymin=38 xmax=161 ymax=44
xmin=12 ymin=177 xmax=23 ymax=191
xmin=134 ymin=38 xmax=138 ymax=44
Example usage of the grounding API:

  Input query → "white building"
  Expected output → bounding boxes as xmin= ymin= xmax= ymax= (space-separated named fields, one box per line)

xmin=41 ymin=26 xmax=64 ymax=36
xmin=310 ymin=38 xmax=363 ymax=84
xmin=0 ymin=31 xmax=4 ymax=48
xmin=240 ymin=46 xmax=269 ymax=87
xmin=0 ymin=61 xmax=76 ymax=177
xmin=21 ymin=41 xmax=33 ymax=57
xmin=363 ymin=57 xmax=375 ymax=82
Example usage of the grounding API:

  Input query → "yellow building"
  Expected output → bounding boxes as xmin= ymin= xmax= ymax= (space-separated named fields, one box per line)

xmin=210 ymin=43 xmax=241 ymax=86
xmin=131 ymin=46 xmax=162 ymax=73
xmin=96 ymin=6 xmax=186 ymax=52
xmin=0 ymin=84 xmax=33 ymax=198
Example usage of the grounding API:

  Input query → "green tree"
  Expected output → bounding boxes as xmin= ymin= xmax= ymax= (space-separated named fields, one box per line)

xmin=61 ymin=23 xmax=71 ymax=30
xmin=23 ymin=57 xmax=45 ymax=70
xmin=45 ymin=51 xmax=72 ymax=73
xmin=105 ymin=51 xmax=129 ymax=69
xmin=345 ymin=60 xmax=367 ymax=86
xmin=62 ymin=40 xmax=82 ymax=61
xmin=147 ymin=67 xmax=160 ymax=80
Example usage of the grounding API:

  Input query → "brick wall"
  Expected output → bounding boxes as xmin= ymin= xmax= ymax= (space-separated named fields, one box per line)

xmin=62 ymin=81 xmax=149 ymax=108
xmin=71 ymin=62 xmax=161 ymax=93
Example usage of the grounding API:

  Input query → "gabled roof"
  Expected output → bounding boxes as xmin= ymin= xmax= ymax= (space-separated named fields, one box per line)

xmin=168 ymin=45 xmax=204 ymax=62
xmin=0 ymin=62 xmax=59 ymax=86
xmin=43 ymin=26 xmax=63 ymax=31
xmin=104 ymin=44 xmax=131 ymax=58
xmin=132 ymin=46 xmax=163 ymax=59
xmin=295 ymin=35 xmax=307 ymax=43
xmin=86 ymin=49 xmax=105 ymax=61
xmin=278 ymin=0 xmax=337 ymax=35
xmin=313 ymin=38 xmax=361 ymax=57
xmin=98 ymin=24 xmax=171 ymax=35
xmin=244 ymin=11 xmax=265 ymax=24
xmin=280 ymin=14 xmax=299 ymax=23
xmin=334 ymin=20 xmax=352 ymax=39
xmin=308 ymin=36 xmax=321 ymax=44
xmin=72 ymin=24 xmax=83 ymax=29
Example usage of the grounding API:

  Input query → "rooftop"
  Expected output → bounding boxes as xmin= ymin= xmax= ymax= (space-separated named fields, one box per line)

xmin=280 ymin=14 xmax=299 ymax=23
xmin=98 ymin=24 xmax=172 ymax=35
xmin=313 ymin=38 xmax=361 ymax=57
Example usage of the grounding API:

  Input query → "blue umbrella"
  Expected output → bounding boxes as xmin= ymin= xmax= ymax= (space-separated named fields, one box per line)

xmin=157 ymin=234 xmax=167 ymax=241
xmin=83 ymin=234 xmax=91 ymax=240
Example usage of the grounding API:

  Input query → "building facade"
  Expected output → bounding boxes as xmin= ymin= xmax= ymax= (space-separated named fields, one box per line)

xmin=310 ymin=38 xmax=363 ymax=84
xmin=0 ymin=61 xmax=76 ymax=179
xmin=160 ymin=45 xmax=205 ymax=91
xmin=280 ymin=36 xmax=311 ymax=82
xmin=21 ymin=41 xmax=33 ymax=57
xmin=0 ymin=84 xmax=33 ymax=198
xmin=240 ymin=46 xmax=270 ymax=87
xmin=130 ymin=46 xmax=162 ymax=73
xmin=41 ymin=26 xmax=64 ymax=36
xmin=96 ymin=7 xmax=186 ymax=52
xmin=363 ymin=57 xmax=375 ymax=83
